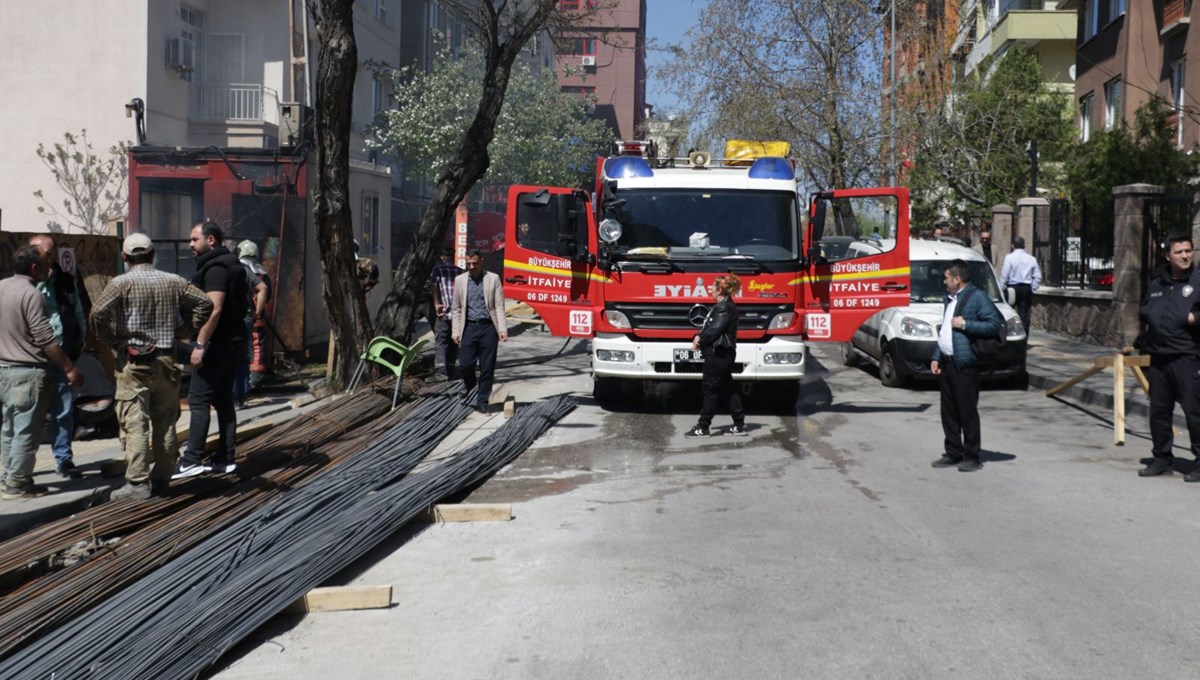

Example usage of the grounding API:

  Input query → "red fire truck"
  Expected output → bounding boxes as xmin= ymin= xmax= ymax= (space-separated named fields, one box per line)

xmin=503 ymin=141 xmax=911 ymax=403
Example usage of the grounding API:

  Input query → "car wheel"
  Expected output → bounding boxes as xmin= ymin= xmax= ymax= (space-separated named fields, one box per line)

xmin=593 ymin=377 xmax=621 ymax=407
xmin=841 ymin=342 xmax=860 ymax=367
xmin=879 ymin=342 xmax=907 ymax=388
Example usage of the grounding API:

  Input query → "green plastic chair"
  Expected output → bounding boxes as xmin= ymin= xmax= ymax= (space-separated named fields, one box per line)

xmin=346 ymin=336 xmax=430 ymax=409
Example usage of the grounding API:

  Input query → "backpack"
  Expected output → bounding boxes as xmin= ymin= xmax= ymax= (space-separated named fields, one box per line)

xmin=957 ymin=286 xmax=1005 ymax=366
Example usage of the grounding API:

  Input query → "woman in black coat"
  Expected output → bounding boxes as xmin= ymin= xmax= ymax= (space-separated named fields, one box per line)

xmin=686 ymin=274 xmax=747 ymax=437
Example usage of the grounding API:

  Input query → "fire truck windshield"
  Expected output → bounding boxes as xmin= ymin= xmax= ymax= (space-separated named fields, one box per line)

xmin=609 ymin=189 xmax=798 ymax=260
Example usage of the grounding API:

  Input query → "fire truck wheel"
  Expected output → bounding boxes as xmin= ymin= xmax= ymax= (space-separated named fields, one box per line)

xmin=593 ymin=377 xmax=622 ymax=406
xmin=878 ymin=342 xmax=907 ymax=388
xmin=840 ymin=342 xmax=860 ymax=367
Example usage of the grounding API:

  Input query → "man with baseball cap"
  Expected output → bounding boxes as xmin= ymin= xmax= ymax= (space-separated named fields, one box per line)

xmin=91 ymin=232 xmax=212 ymax=500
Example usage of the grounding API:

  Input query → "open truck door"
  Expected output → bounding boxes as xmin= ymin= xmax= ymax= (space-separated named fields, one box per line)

xmin=503 ymin=185 xmax=600 ymax=337
xmin=800 ymin=187 xmax=910 ymax=342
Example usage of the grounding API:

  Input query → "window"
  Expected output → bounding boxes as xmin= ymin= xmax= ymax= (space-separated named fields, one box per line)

xmin=1173 ymin=59 xmax=1186 ymax=147
xmin=561 ymin=36 xmax=596 ymax=55
xmin=1107 ymin=0 xmax=1125 ymax=21
xmin=1079 ymin=93 xmax=1094 ymax=143
xmin=374 ymin=0 xmax=388 ymax=25
xmin=179 ymin=5 xmax=203 ymax=82
xmin=1082 ymin=0 xmax=1099 ymax=40
xmin=1104 ymin=77 xmax=1123 ymax=130
xmin=371 ymin=75 xmax=385 ymax=114
xmin=361 ymin=192 xmax=380 ymax=254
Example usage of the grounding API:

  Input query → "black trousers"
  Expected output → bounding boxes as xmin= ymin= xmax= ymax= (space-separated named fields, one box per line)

xmin=939 ymin=359 xmax=981 ymax=462
xmin=1147 ymin=354 xmax=1200 ymax=460
xmin=459 ymin=321 xmax=498 ymax=406
xmin=698 ymin=350 xmax=744 ymax=429
xmin=1011 ymin=283 xmax=1033 ymax=335
xmin=184 ymin=338 xmax=244 ymax=465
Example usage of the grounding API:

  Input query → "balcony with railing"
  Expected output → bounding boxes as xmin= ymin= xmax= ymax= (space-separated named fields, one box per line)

xmin=1163 ymin=0 xmax=1191 ymax=36
xmin=190 ymin=83 xmax=279 ymax=122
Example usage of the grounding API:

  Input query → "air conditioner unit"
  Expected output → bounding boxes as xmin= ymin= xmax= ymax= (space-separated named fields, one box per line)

xmin=166 ymin=37 xmax=195 ymax=71
xmin=581 ymin=55 xmax=596 ymax=67
xmin=278 ymin=102 xmax=312 ymax=146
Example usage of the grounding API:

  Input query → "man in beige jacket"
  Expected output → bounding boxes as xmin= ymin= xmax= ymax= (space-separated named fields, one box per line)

xmin=451 ymin=250 xmax=507 ymax=413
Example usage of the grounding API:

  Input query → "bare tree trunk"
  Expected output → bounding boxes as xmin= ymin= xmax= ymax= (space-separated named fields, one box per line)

xmin=309 ymin=0 xmax=373 ymax=388
xmin=375 ymin=1 xmax=559 ymax=340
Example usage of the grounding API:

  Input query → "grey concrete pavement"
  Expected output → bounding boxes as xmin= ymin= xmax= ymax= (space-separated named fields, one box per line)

xmin=211 ymin=331 xmax=1200 ymax=680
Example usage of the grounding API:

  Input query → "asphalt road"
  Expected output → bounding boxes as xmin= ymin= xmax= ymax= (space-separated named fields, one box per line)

xmin=213 ymin=333 xmax=1200 ymax=679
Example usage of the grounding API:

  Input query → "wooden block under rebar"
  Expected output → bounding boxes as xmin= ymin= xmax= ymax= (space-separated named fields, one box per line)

xmin=503 ymin=396 xmax=516 ymax=419
xmin=285 ymin=585 xmax=392 ymax=613
xmin=423 ymin=503 xmax=513 ymax=523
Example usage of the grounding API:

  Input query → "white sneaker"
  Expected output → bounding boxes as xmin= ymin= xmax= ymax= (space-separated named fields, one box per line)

xmin=172 ymin=462 xmax=205 ymax=480
xmin=204 ymin=462 xmax=237 ymax=475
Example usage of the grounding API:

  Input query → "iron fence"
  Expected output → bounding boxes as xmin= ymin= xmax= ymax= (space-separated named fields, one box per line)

xmin=1032 ymin=198 xmax=1113 ymax=290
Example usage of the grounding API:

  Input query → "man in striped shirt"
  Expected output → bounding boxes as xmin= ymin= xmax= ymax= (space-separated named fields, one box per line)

xmin=428 ymin=247 xmax=465 ymax=382
xmin=90 ymin=233 xmax=212 ymax=501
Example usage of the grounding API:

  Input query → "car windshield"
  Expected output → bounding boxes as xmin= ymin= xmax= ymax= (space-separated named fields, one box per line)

xmin=910 ymin=260 xmax=1002 ymax=303
xmin=609 ymin=189 xmax=798 ymax=260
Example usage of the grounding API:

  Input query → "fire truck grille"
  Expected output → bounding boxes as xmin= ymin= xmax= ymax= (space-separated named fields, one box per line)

xmin=607 ymin=303 xmax=790 ymax=331
xmin=654 ymin=362 xmax=746 ymax=375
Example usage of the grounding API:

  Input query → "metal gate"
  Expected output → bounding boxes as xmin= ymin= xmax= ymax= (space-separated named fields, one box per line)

xmin=1142 ymin=195 xmax=1196 ymax=297
xmin=1031 ymin=199 xmax=1112 ymax=289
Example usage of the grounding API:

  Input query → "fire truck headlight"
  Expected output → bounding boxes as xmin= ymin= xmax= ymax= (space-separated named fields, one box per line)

xmin=1006 ymin=316 xmax=1025 ymax=339
xmin=604 ymin=310 xmax=632 ymax=329
xmin=596 ymin=349 xmax=635 ymax=363
xmin=764 ymin=352 xmax=804 ymax=365
xmin=599 ymin=218 xmax=623 ymax=243
xmin=767 ymin=312 xmax=795 ymax=330
xmin=899 ymin=317 xmax=935 ymax=339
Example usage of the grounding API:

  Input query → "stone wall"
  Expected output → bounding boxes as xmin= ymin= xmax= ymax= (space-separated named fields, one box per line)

xmin=1031 ymin=289 xmax=1122 ymax=347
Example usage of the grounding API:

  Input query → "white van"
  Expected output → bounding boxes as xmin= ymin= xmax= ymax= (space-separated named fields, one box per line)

xmin=841 ymin=239 xmax=1028 ymax=388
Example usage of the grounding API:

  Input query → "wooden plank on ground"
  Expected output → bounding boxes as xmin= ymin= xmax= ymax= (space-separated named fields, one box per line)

xmin=1131 ymin=365 xmax=1151 ymax=394
xmin=424 ymin=503 xmax=513 ymax=523
xmin=285 ymin=585 xmax=392 ymax=613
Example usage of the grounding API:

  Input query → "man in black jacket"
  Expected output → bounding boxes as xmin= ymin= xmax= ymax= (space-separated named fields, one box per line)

xmin=1137 ymin=234 xmax=1200 ymax=480
xmin=175 ymin=222 xmax=248 ymax=478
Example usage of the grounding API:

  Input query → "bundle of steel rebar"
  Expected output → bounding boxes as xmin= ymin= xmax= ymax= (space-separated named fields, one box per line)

xmin=0 ymin=394 xmax=573 ymax=679
xmin=0 ymin=384 xmax=397 ymax=596
xmin=0 ymin=383 xmax=453 ymax=662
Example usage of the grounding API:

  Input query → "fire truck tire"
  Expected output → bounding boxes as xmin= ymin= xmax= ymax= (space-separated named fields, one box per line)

xmin=840 ymin=342 xmax=860 ymax=367
xmin=593 ymin=377 xmax=622 ymax=406
xmin=878 ymin=342 xmax=907 ymax=388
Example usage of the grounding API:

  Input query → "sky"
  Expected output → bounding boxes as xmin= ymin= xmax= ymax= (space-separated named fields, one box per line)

xmin=644 ymin=0 xmax=704 ymax=115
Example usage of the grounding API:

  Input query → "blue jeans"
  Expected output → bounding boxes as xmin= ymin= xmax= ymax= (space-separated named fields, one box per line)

xmin=459 ymin=321 xmax=498 ymax=406
xmin=47 ymin=366 xmax=74 ymax=467
xmin=435 ymin=315 xmax=458 ymax=378
xmin=0 ymin=365 xmax=51 ymax=488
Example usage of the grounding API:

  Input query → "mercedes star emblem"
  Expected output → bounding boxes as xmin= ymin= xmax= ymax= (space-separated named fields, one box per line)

xmin=688 ymin=304 xmax=710 ymax=327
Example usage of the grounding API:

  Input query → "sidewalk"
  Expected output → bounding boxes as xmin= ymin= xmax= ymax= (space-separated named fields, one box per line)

xmin=1022 ymin=329 xmax=1157 ymax=423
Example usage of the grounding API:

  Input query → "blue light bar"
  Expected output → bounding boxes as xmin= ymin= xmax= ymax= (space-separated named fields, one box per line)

xmin=604 ymin=156 xmax=654 ymax=179
xmin=747 ymin=156 xmax=795 ymax=180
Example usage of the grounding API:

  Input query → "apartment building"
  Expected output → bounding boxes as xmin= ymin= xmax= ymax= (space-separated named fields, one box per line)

xmin=1061 ymin=0 xmax=1197 ymax=147
xmin=956 ymin=0 xmax=1077 ymax=91
xmin=554 ymin=0 xmax=646 ymax=141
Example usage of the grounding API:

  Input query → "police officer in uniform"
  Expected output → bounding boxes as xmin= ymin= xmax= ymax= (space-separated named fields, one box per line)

xmin=1137 ymin=234 xmax=1200 ymax=480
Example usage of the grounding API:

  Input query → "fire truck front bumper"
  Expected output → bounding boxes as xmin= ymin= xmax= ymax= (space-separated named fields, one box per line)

xmin=591 ymin=333 xmax=806 ymax=380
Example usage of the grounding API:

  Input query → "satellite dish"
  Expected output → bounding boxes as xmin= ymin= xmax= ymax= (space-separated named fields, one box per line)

xmin=1068 ymin=64 xmax=1076 ymax=81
